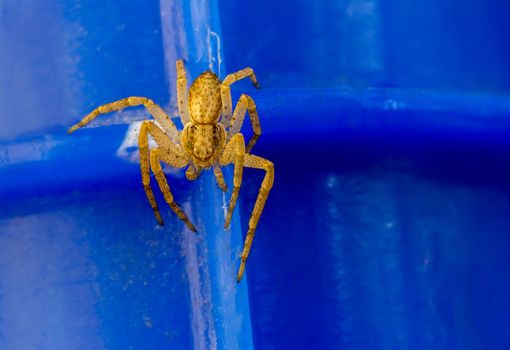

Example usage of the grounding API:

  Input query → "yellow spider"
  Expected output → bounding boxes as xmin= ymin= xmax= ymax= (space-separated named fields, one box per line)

xmin=68 ymin=60 xmax=274 ymax=282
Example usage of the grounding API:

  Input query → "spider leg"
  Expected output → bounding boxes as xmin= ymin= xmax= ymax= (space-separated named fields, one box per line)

xmin=213 ymin=165 xmax=228 ymax=192
xmin=236 ymin=154 xmax=274 ymax=282
xmin=228 ymin=94 xmax=261 ymax=152
xmin=150 ymin=148 xmax=197 ymax=232
xmin=68 ymin=97 xmax=180 ymax=144
xmin=220 ymin=134 xmax=246 ymax=229
xmin=139 ymin=120 xmax=193 ymax=230
xmin=139 ymin=121 xmax=164 ymax=224
xmin=220 ymin=67 xmax=260 ymax=128
xmin=176 ymin=59 xmax=191 ymax=125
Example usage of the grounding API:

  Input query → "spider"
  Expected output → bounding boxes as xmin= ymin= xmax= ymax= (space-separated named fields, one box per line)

xmin=68 ymin=60 xmax=274 ymax=282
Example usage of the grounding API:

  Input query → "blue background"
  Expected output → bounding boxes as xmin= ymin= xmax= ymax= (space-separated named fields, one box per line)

xmin=1 ymin=0 xmax=510 ymax=349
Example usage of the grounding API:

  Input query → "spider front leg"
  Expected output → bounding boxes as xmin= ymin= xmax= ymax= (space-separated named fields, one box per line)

xmin=220 ymin=67 xmax=260 ymax=129
xmin=68 ymin=97 xmax=180 ymax=143
xmin=229 ymin=94 xmax=261 ymax=152
xmin=139 ymin=121 xmax=196 ymax=231
xmin=176 ymin=60 xmax=191 ymax=125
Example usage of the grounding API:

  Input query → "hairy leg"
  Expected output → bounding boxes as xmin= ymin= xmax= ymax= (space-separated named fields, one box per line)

xmin=68 ymin=97 xmax=181 ymax=144
xmin=213 ymin=165 xmax=228 ymax=192
xmin=237 ymin=154 xmax=274 ymax=282
xmin=220 ymin=67 xmax=259 ymax=128
xmin=139 ymin=121 xmax=163 ymax=224
xmin=229 ymin=94 xmax=261 ymax=152
xmin=219 ymin=133 xmax=246 ymax=229
xmin=139 ymin=121 xmax=189 ymax=226
xmin=150 ymin=148 xmax=197 ymax=232
xmin=176 ymin=60 xmax=191 ymax=125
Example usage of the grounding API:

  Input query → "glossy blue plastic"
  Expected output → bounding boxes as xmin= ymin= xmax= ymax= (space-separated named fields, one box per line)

xmin=1 ymin=1 xmax=510 ymax=349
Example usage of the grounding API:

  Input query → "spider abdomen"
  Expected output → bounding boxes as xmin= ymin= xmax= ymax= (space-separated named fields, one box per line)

xmin=188 ymin=71 xmax=222 ymax=123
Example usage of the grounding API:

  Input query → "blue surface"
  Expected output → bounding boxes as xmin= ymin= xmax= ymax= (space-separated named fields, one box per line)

xmin=2 ymin=0 xmax=510 ymax=349
xmin=220 ymin=0 xmax=510 ymax=91
xmin=0 ymin=178 xmax=193 ymax=349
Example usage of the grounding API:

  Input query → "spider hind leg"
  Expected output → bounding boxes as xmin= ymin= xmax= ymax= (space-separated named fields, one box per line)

xmin=220 ymin=133 xmax=274 ymax=282
xmin=237 ymin=154 xmax=274 ymax=282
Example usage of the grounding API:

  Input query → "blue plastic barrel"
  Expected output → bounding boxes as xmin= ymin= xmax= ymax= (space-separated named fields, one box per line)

xmin=1 ymin=1 xmax=510 ymax=349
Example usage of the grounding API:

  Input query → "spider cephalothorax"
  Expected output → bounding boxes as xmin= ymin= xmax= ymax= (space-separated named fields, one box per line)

xmin=181 ymin=123 xmax=226 ymax=167
xmin=68 ymin=60 xmax=273 ymax=282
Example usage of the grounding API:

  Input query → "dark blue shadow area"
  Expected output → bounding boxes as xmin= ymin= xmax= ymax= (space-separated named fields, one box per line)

xmin=199 ymin=86 xmax=510 ymax=349
xmin=242 ymin=132 xmax=510 ymax=350
xmin=220 ymin=0 xmax=510 ymax=91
